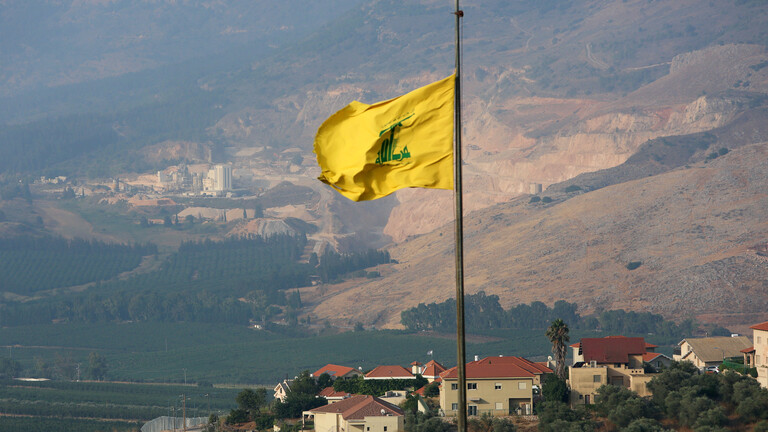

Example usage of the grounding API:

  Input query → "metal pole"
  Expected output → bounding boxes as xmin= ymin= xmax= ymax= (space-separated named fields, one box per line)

xmin=453 ymin=2 xmax=467 ymax=432
xmin=183 ymin=394 xmax=187 ymax=432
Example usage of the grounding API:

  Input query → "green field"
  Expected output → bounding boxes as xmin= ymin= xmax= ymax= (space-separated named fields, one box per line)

xmin=0 ymin=379 xmax=240 ymax=432
xmin=0 ymin=417 xmax=141 ymax=432
xmin=0 ymin=322 xmax=630 ymax=385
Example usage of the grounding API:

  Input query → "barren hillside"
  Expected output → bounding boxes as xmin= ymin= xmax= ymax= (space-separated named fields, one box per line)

xmin=307 ymin=140 xmax=768 ymax=330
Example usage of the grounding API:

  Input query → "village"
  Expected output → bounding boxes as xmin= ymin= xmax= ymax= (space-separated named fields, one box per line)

xmin=200 ymin=321 xmax=768 ymax=432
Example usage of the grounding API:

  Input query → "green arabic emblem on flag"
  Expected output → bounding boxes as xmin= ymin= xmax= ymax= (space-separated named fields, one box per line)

xmin=375 ymin=113 xmax=414 ymax=165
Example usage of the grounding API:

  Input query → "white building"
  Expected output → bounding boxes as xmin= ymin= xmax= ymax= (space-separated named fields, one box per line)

xmin=202 ymin=164 xmax=232 ymax=192
xmin=214 ymin=164 xmax=232 ymax=191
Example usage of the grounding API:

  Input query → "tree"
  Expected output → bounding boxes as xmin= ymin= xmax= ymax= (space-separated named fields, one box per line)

xmin=423 ymin=381 xmax=441 ymax=397
xmin=62 ymin=187 xmax=76 ymax=199
xmin=87 ymin=352 xmax=108 ymax=380
xmin=273 ymin=393 xmax=326 ymax=419
xmin=317 ymin=372 xmax=334 ymax=389
xmin=546 ymin=319 xmax=570 ymax=380
xmin=289 ymin=370 xmax=319 ymax=395
xmin=205 ymin=414 xmax=219 ymax=432
xmin=0 ymin=357 xmax=21 ymax=379
xmin=405 ymin=411 xmax=454 ymax=432
xmin=237 ymin=387 xmax=267 ymax=416
xmin=226 ymin=408 xmax=249 ymax=424
xmin=542 ymin=374 xmax=568 ymax=403
xmin=468 ymin=413 xmax=516 ymax=432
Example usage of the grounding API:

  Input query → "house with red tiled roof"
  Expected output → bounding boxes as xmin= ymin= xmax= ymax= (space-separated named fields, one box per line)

xmin=568 ymin=336 xmax=658 ymax=406
xmin=364 ymin=365 xmax=414 ymax=380
xmin=312 ymin=364 xmax=363 ymax=381
xmin=420 ymin=360 xmax=447 ymax=382
xmin=304 ymin=394 xmax=404 ymax=432
xmin=318 ymin=386 xmax=351 ymax=404
xmin=570 ymin=336 xmax=654 ymax=368
xmin=750 ymin=321 xmax=768 ymax=388
xmin=473 ymin=356 xmax=552 ymax=385
xmin=439 ymin=356 xmax=549 ymax=417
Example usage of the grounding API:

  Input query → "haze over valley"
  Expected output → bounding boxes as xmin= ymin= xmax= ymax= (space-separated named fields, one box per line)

xmin=1 ymin=0 xmax=768 ymax=429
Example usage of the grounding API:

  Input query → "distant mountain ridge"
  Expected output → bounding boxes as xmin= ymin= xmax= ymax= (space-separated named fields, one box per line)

xmin=1 ymin=0 xmax=768 ymax=331
xmin=0 ymin=0 xmax=365 ymax=98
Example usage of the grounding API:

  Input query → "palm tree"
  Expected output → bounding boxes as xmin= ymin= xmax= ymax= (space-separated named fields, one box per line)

xmin=546 ymin=319 xmax=570 ymax=380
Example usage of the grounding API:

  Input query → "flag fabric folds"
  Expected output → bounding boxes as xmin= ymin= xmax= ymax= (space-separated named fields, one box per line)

xmin=314 ymin=74 xmax=455 ymax=201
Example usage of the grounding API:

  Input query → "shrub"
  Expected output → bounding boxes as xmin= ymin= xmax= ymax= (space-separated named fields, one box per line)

xmin=736 ymin=393 xmax=768 ymax=421
xmin=423 ymin=381 xmax=440 ymax=397
xmin=623 ymin=418 xmax=666 ymax=432
xmin=226 ymin=408 xmax=249 ymax=425
xmin=529 ymin=196 xmax=541 ymax=203
xmin=678 ymin=394 xmax=715 ymax=427
xmin=565 ymin=185 xmax=582 ymax=193
xmin=692 ymin=427 xmax=728 ymax=432
xmin=595 ymin=385 xmax=658 ymax=428
xmin=468 ymin=414 xmax=517 ymax=432
xmin=542 ymin=374 xmax=569 ymax=403
xmin=404 ymin=412 xmax=453 ymax=432
xmin=754 ymin=420 xmax=768 ymax=432
xmin=542 ymin=197 xmax=553 ymax=203
xmin=626 ymin=261 xmax=642 ymax=270
xmin=538 ymin=401 xmax=594 ymax=432
xmin=610 ymin=397 xmax=658 ymax=428
xmin=694 ymin=407 xmax=727 ymax=429
xmin=253 ymin=413 xmax=275 ymax=430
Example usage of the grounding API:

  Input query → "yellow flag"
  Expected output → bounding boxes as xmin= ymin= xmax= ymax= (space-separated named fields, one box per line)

xmin=314 ymin=74 xmax=454 ymax=201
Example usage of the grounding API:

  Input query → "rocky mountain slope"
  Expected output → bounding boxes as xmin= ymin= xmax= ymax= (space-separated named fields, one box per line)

xmin=3 ymin=0 xmax=768 ymax=329
xmin=208 ymin=0 xmax=768 ymax=243
xmin=306 ymin=109 xmax=768 ymax=330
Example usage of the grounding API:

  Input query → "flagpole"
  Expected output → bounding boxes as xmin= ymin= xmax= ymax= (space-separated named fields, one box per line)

xmin=452 ymin=2 xmax=467 ymax=432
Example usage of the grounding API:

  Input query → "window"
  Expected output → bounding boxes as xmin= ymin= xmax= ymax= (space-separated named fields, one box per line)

xmin=758 ymin=336 xmax=762 ymax=344
xmin=585 ymin=395 xmax=590 ymax=404
xmin=383 ymin=428 xmax=387 ymax=432
xmin=468 ymin=405 xmax=478 ymax=416
xmin=757 ymin=355 xmax=761 ymax=365
xmin=452 ymin=403 xmax=458 ymax=411
xmin=366 ymin=428 xmax=370 ymax=431
xmin=495 ymin=382 xmax=502 ymax=390
xmin=593 ymin=375 xmax=601 ymax=383
xmin=495 ymin=402 xmax=503 ymax=410
xmin=451 ymin=383 xmax=458 ymax=390
xmin=468 ymin=383 xmax=477 ymax=390
xmin=518 ymin=382 xmax=527 ymax=390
